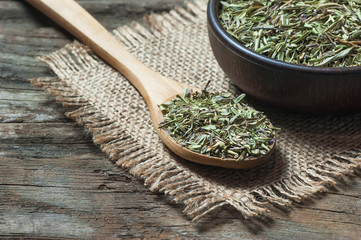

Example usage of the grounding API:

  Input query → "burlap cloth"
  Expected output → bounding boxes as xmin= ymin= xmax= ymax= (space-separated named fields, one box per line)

xmin=30 ymin=0 xmax=361 ymax=221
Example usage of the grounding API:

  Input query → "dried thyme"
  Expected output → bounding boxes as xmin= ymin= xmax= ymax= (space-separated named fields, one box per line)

xmin=159 ymin=89 xmax=276 ymax=160
xmin=219 ymin=0 xmax=361 ymax=67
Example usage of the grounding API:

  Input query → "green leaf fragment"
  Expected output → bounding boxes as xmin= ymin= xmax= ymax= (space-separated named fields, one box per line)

xmin=315 ymin=47 xmax=354 ymax=66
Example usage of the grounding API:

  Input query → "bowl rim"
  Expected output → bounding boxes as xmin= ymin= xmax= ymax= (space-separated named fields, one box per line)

xmin=207 ymin=0 xmax=361 ymax=74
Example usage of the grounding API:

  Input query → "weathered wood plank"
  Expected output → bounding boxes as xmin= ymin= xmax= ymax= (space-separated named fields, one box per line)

xmin=0 ymin=0 xmax=360 ymax=239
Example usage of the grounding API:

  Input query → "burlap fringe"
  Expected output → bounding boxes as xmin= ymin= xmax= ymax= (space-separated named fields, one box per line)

xmin=30 ymin=0 xmax=361 ymax=222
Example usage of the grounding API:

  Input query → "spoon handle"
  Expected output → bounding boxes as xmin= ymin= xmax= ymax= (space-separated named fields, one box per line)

xmin=26 ymin=0 xmax=185 ymax=105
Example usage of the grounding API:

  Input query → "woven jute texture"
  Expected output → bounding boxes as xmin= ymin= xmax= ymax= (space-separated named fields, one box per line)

xmin=30 ymin=0 xmax=361 ymax=221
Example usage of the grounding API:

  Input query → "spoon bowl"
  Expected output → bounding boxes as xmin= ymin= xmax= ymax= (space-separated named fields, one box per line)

xmin=26 ymin=0 xmax=275 ymax=169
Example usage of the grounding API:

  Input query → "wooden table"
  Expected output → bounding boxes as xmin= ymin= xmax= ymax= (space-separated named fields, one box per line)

xmin=1 ymin=0 xmax=360 ymax=239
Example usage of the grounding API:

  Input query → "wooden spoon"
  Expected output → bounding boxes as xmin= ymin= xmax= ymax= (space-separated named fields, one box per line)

xmin=26 ymin=0 xmax=275 ymax=169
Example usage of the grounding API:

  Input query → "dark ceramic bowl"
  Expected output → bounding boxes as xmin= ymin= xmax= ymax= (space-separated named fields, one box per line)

xmin=207 ymin=0 xmax=361 ymax=113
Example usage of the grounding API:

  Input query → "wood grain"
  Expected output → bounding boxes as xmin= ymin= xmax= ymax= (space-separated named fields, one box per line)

xmin=1 ymin=0 xmax=360 ymax=239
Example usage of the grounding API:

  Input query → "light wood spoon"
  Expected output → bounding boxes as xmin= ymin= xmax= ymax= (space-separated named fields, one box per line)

xmin=26 ymin=0 xmax=275 ymax=169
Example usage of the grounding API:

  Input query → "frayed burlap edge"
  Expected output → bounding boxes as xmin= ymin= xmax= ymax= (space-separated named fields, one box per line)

xmin=29 ymin=0 xmax=361 ymax=222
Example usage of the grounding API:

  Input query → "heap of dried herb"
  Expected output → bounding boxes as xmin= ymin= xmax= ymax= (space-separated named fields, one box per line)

xmin=159 ymin=89 xmax=276 ymax=160
xmin=219 ymin=0 xmax=361 ymax=67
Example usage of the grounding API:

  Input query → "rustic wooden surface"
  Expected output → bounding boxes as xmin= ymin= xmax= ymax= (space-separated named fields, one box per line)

xmin=0 ymin=0 xmax=360 ymax=239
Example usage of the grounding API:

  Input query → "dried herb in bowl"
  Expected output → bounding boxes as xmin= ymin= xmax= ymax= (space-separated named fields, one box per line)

xmin=219 ymin=0 xmax=361 ymax=67
xmin=159 ymin=89 xmax=277 ymax=161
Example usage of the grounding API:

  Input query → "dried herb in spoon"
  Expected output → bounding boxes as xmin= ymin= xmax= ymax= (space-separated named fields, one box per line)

xmin=159 ymin=89 xmax=277 ymax=161
xmin=219 ymin=0 xmax=361 ymax=67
